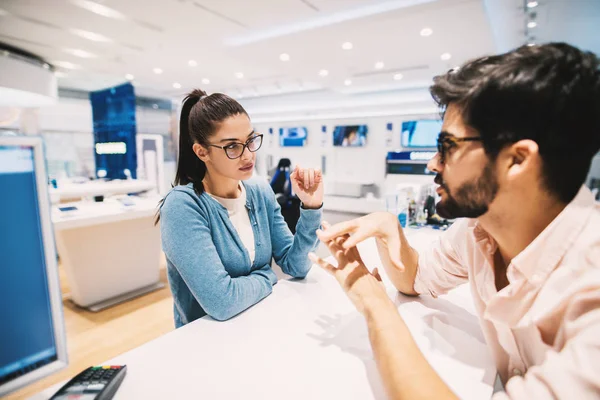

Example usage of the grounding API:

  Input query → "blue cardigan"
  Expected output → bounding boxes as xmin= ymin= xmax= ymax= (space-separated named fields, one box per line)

xmin=159 ymin=179 xmax=322 ymax=326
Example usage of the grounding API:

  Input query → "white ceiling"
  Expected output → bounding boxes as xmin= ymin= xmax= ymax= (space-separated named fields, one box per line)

xmin=0 ymin=0 xmax=495 ymax=99
xmin=0 ymin=0 xmax=596 ymax=103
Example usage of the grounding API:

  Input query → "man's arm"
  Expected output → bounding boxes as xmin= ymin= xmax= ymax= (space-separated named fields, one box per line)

xmin=364 ymin=295 xmax=457 ymax=400
xmin=309 ymin=237 xmax=457 ymax=400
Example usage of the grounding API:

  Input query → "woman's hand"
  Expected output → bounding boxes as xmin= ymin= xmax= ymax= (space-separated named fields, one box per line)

xmin=290 ymin=165 xmax=323 ymax=209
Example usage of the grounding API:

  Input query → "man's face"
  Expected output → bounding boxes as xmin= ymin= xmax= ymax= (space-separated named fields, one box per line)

xmin=427 ymin=105 xmax=498 ymax=219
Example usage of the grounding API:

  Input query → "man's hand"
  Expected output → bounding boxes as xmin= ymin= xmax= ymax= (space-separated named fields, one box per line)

xmin=316 ymin=213 xmax=420 ymax=295
xmin=308 ymin=228 xmax=391 ymax=316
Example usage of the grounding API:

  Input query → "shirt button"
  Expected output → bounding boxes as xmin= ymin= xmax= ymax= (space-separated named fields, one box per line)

xmin=512 ymin=368 xmax=523 ymax=377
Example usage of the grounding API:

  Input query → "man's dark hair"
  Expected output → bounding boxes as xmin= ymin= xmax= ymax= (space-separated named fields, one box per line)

xmin=430 ymin=42 xmax=600 ymax=203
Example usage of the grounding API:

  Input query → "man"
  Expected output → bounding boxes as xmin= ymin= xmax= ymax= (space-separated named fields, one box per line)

xmin=309 ymin=42 xmax=600 ymax=399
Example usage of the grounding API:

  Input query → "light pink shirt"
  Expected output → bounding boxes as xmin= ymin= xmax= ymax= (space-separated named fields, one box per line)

xmin=413 ymin=186 xmax=600 ymax=399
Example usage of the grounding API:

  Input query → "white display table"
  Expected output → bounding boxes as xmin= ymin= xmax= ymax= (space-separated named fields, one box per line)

xmin=36 ymin=228 xmax=494 ymax=399
xmin=50 ymin=179 xmax=156 ymax=202
xmin=51 ymin=196 xmax=164 ymax=311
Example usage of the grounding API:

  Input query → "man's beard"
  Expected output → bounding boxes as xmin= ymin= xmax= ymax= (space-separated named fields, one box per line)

xmin=434 ymin=162 xmax=499 ymax=219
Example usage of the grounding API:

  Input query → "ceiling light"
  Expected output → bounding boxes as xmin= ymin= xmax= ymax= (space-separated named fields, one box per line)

xmin=342 ymin=42 xmax=353 ymax=50
xmin=70 ymin=0 xmax=126 ymax=20
xmin=153 ymin=67 xmax=163 ymax=74
xmin=52 ymin=61 xmax=81 ymax=70
xmin=420 ymin=27 xmax=433 ymax=37
xmin=188 ymin=60 xmax=197 ymax=67
xmin=527 ymin=43 xmax=536 ymax=47
xmin=235 ymin=72 xmax=244 ymax=79
xmin=279 ymin=53 xmax=290 ymax=61
xmin=63 ymin=48 xmax=97 ymax=58
xmin=173 ymin=82 xmax=181 ymax=89
xmin=393 ymin=73 xmax=403 ymax=80
xmin=201 ymin=78 xmax=210 ymax=85
xmin=344 ymin=79 xmax=352 ymax=86
xmin=375 ymin=61 xmax=384 ymax=70
xmin=319 ymin=69 xmax=329 ymax=77
xmin=440 ymin=53 xmax=452 ymax=61
xmin=68 ymin=28 xmax=112 ymax=42
xmin=527 ymin=21 xmax=537 ymax=28
xmin=152 ymin=104 xmax=158 ymax=109
xmin=125 ymin=73 xmax=134 ymax=80
xmin=527 ymin=1 xmax=538 ymax=8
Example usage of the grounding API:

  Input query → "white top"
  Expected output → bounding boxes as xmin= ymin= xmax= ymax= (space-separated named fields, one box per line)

xmin=209 ymin=184 xmax=256 ymax=263
xmin=35 ymin=230 xmax=495 ymax=400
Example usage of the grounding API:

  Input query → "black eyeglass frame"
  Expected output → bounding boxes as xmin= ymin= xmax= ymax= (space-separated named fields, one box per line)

xmin=436 ymin=131 xmax=483 ymax=163
xmin=207 ymin=134 xmax=264 ymax=160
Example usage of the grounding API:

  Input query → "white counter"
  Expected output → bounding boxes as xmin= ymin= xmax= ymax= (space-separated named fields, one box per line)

xmin=50 ymin=179 xmax=156 ymax=202
xmin=52 ymin=196 xmax=164 ymax=311
xmin=36 ymin=229 xmax=494 ymax=399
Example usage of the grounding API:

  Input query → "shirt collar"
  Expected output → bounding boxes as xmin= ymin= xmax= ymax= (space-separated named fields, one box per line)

xmin=510 ymin=185 xmax=596 ymax=282
xmin=473 ymin=186 xmax=596 ymax=284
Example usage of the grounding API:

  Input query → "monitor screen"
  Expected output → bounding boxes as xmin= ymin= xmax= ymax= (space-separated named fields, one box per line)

xmin=0 ymin=139 xmax=67 ymax=396
xmin=333 ymin=125 xmax=368 ymax=147
xmin=401 ymin=120 xmax=442 ymax=148
xmin=279 ymin=127 xmax=308 ymax=147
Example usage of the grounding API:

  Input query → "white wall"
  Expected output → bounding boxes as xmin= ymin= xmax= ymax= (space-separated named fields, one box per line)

xmin=253 ymin=112 xmax=438 ymax=196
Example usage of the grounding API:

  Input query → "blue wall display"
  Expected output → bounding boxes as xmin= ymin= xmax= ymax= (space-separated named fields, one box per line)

xmin=279 ymin=127 xmax=308 ymax=147
xmin=401 ymin=120 xmax=442 ymax=148
xmin=333 ymin=125 xmax=368 ymax=147
xmin=90 ymin=83 xmax=137 ymax=180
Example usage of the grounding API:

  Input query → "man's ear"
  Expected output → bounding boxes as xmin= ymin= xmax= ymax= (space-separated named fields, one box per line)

xmin=505 ymin=139 xmax=539 ymax=179
xmin=192 ymin=143 xmax=209 ymax=162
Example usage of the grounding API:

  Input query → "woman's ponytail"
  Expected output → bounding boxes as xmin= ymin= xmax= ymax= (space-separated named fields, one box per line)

xmin=174 ymin=90 xmax=207 ymax=196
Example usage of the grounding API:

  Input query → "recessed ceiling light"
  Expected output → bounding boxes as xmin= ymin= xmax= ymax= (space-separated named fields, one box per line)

xmin=173 ymin=82 xmax=181 ymax=89
xmin=153 ymin=67 xmax=163 ymax=74
xmin=63 ymin=48 xmax=97 ymax=58
xmin=344 ymin=79 xmax=352 ymax=86
xmin=68 ymin=28 xmax=112 ymax=42
xmin=125 ymin=73 xmax=134 ymax=80
xmin=70 ymin=0 xmax=126 ymax=20
xmin=53 ymin=61 xmax=81 ymax=70
xmin=319 ymin=69 xmax=329 ymax=77
xmin=342 ymin=42 xmax=353 ymax=50
xmin=375 ymin=61 xmax=384 ymax=70
xmin=188 ymin=60 xmax=197 ymax=67
xmin=440 ymin=53 xmax=452 ymax=61
xmin=527 ymin=1 xmax=538 ymax=8
xmin=393 ymin=73 xmax=403 ymax=80
xmin=279 ymin=53 xmax=290 ymax=61
xmin=527 ymin=21 xmax=537 ymax=28
xmin=420 ymin=27 xmax=433 ymax=37
xmin=235 ymin=72 xmax=244 ymax=79
xmin=42 ymin=63 xmax=50 ymax=70
xmin=201 ymin=78 xmax=210 ymax=85
xmin=527 ymin=43 xmax=536 ymax=47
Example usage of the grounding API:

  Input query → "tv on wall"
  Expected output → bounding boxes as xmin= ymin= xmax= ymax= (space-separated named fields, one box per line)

xmin=333 ymin=125 xmax=368 ymax=147
xmin=401 ymin=120 xmax=442 ymax=148
xmin=279 ymin=127 xmax=308 ymax=147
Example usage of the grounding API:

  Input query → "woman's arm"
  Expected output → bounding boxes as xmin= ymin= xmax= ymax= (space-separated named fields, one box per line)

xmin=161 ymin=191 xmax=277 ymax=321
xmin=269 ymin=194 xmax=322 ymax=278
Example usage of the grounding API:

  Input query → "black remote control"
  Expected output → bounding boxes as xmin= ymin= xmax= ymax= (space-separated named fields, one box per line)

xmin=49 ymin=365 xmax=127 ymax=400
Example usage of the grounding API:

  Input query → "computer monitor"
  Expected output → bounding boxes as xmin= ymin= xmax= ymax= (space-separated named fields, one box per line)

xmin=401 ymin=120 xmax=442 ymax=148
xmin=0 ymin=136 xmax=68 ymax=397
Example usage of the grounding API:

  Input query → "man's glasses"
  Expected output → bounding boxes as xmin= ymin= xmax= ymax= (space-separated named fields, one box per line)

xmin=437 ymin=131 xmax=483 ymax=164
xmin=207 ymin=134 xmax=263 ymax=160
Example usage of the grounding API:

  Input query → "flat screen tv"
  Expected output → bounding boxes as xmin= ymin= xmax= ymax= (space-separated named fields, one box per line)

xmin=279 ymin=127 xmax=308 ymax=147
xmin=333 ymin=125 xmax=368 ymax=147
xmin=401 ymin=120 xmax=442 ymax=148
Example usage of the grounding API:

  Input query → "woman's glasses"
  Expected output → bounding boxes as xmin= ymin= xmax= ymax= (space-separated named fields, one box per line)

xmin=208 ymin=134 xmax=263 ymax=160
xmin=436 ymin=131 xmax=483 ymax=164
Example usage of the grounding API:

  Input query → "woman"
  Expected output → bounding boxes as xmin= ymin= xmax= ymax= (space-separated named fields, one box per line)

xmin=158 ymin=89 xmax=323 ymax=327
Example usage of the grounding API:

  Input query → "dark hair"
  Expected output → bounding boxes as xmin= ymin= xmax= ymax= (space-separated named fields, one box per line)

xmin=430 ymin=42 xmax=600 ymax=203
xmin=155 ymin=89 xmax=248 ymax=223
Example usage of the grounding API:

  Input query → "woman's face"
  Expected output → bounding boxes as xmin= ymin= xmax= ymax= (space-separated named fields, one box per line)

xmin=202 ymin=113 xmax=258 ymax=181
